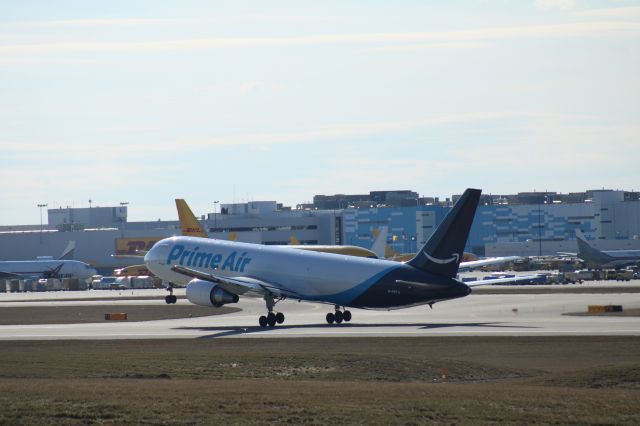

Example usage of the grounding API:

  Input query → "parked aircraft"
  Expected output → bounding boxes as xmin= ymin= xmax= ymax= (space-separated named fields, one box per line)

xmin=177 ymin=199 xmax=517 ymax=268
xmin=146 ymin=189 xmax=537 ymax=326
xmin=113 ymin=264 xmax=151 ymax=277
xmin=176 ymin=198 xmax=378 ymax=257
xmin=0 ymin=240 xmax=95 ymax=281
xmin=374 ymin=226 xmax=520 ymax=271
xmin=572 ymin=231 xmax=640 ymax=269
xmin=0 ymin=259 xmax=96 ymax=281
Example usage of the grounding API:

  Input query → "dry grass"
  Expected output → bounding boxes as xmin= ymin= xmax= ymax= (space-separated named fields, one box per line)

xmin=0 ymin=337 xmax=638 ymax=425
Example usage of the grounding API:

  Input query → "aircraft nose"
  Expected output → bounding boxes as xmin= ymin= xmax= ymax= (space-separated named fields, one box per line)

xmin=144 ymin=241 xmax=168 ymax=266
xmin=144 ymin=244 xmax=158 ymax=264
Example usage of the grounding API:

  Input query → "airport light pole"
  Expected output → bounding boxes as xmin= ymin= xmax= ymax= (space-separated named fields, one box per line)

xmin=37 ymin=203 xmax=47 ymax=244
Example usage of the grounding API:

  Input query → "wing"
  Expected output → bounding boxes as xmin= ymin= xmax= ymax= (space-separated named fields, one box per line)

xmin=458 ymin=256 xmax=521 ymax=272
xmin=111 ymin=251 xmax=147 ymax=259
xmin=170 ymin=265 xmax=302 ymax=299
xmin=0 ymin=271 xmax=22 ymax=280
xmin=465 ymin=274 xmax=543 ymax=287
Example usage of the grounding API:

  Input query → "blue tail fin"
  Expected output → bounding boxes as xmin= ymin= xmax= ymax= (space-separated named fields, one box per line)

xmin=407 ymin=188 xmax=481 ymax=278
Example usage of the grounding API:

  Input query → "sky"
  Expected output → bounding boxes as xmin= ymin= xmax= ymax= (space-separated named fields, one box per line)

xmin=1 ymin=0 xmax=639 ymax=225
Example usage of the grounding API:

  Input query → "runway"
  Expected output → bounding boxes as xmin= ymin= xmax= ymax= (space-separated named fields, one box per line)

xmin=0 ymin=288 xmax=638 ymax=340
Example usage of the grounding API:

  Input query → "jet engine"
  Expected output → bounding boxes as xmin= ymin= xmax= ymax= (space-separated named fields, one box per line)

xmin=186 ymin=279 xmax=239 ymax=307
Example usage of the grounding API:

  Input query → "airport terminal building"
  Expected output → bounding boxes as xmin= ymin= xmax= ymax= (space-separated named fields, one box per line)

xmin=0 ymin=189 xmax=639 ymax=274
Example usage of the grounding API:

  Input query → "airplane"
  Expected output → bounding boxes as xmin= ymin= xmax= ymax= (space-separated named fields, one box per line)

xmin=0 ymin=240 xmax=96 ymax=282
xmin=368 ymin=226 xmax=389 ymax=259
xmin=176 ymin=198 xmax=378 ymax=258
xmin=565 ymin=230 xmax=640 ymax=269
xmin=145 ymin=188 xmax=540 ymax=327
xmin=376 ymin=227 xmax=520 ymax=271
xmin=178 ymin=199 xmax=516 ymax=268
xmin=113 ymin=264 xmax=151 ymax=277
xmin=0 ymin=259 xmax=96 ymax=282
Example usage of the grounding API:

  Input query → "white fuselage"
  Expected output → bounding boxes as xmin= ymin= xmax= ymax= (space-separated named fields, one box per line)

xmin=0 ymin=260 xmax=97 ymax=281
xmin=145 ymin=236 xmax=400 ymax=301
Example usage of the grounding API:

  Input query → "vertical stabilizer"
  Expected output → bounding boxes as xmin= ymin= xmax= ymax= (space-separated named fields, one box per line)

xmin=175 ymin=199 xmax=209 ymax=238
xmin=370 ymin=226 xmax=389 ymax=259
xmin=575 ymin=230 xmax=612 ymax=264
xmin=407 ymin=188 xmax=481 ymax=278
xmin=59 ymin=240 xmax=76 ymax=260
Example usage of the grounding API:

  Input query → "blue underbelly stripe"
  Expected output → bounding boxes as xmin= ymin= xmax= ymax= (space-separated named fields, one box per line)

xmin=298 ymin=265 xmax=399 ymax=305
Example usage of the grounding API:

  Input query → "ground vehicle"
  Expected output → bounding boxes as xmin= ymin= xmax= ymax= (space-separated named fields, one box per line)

xmin=93 ymin=276 xmax=123 ymax=290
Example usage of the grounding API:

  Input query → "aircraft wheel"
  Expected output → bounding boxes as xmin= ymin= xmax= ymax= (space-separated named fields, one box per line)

xmin=343 ymin=310 xmax=352 ymax=322
xmin=171 ymin=295 xmax=177 ymax=304
xmin=326 ymin=312 xmax=335 ymax=324
xmin=267 ymin=315 xmax=277 ymax=327
xmin=165 ymin=295 xmax=177 ymax=304
xmin=165 ymin=295 xmax=172 ymax=305
xmin=334 ymin=310 xmax=343 ymax=324
xmin=259 ymin=315 xmax=268 ymax=328
xmin=275 ymin=312 xmax=285 ymax=324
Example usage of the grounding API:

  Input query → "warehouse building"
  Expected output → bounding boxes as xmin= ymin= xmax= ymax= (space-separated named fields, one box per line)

xmin=0 ymin=189 xmax=638 ymax=273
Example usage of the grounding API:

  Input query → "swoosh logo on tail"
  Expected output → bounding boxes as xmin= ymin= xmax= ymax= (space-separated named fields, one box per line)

xmin=424 ymin=252 xmax=459 ymax=264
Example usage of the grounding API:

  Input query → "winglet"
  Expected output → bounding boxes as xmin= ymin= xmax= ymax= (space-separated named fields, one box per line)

xmin=175 ymin=199 xmax=208 ymax=238
xmin=407 ymin=188 xmax=481 ymax=278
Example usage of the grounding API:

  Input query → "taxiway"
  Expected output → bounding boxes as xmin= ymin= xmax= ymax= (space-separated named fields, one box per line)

xmin=0 ymin=287 xmax=638 ymax=340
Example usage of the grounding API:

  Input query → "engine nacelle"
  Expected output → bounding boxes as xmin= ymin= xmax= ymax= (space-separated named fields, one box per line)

xmin=186 ymin=279 xmax=239 ymax=307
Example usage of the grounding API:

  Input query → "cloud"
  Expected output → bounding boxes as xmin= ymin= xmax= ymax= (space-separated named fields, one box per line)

xmin=175 ymin=111 xmax=531 ymax=149
xmin=0 ymin=57 xmax=92 ymax=64
xmin=282 ymin=158 xmax=429 ymax=197
xmin=238 ymin=81 xmax=285 ymax=94
xmin=14 ymin=18 xmax=171 ymax=27
xmin=578 ymin=6 xmax=640 ymax=18
xmin=1 ymin=21 xmax=639 ymax=55
xmin=452 ymin=118 xmax=640 ymax=184
xmin=1 ymin=111 xmax=600 ymax=160
xmin=14 ymin=16 xmax=344 ymax=27
xmin=535 ymin=0 xmax=577 ymax=11
xmin=358 ymin=41 xmax=491 ymax=53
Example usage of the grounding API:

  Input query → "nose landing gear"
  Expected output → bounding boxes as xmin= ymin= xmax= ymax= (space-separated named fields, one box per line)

xmin=165 ymin=283 xmax=177 ymax=304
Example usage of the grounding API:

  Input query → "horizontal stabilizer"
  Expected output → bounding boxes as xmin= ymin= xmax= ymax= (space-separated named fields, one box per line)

xmin=465 ymin=274 xmax=544 ymax=287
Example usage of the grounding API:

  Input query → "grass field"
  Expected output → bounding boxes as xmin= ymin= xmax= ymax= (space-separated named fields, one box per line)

xmin=0 ymin=337 xmax=638 ymax=425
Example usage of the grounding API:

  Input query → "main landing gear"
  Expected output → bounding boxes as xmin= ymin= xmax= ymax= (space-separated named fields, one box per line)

xmin=258 ymin=294 xmax=286 ymax=328
xmin=326 ymin=306 xmax=352 ymax=325
xmin=165 ymin=283 xmax=177 ymax=305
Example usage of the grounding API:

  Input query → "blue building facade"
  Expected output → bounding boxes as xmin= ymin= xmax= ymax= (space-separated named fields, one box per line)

xmin=342 ymin=190 xmax=640 ymax=256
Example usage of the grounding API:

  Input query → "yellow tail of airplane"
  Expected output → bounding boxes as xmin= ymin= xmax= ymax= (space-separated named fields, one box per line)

xmin=175 ymin=199 xmax=208 ymax=238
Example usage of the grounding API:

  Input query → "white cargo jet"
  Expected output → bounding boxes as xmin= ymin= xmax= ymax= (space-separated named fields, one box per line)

xmin=0 ymin=259 xmax=96 ymax=281
xmin=145 ymin=189 xmax=539 ymax=327
xmin=563 ymin=230 xmax=640 ymax=269
xmin=0 ymin=240 xmax=96 ymax=281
